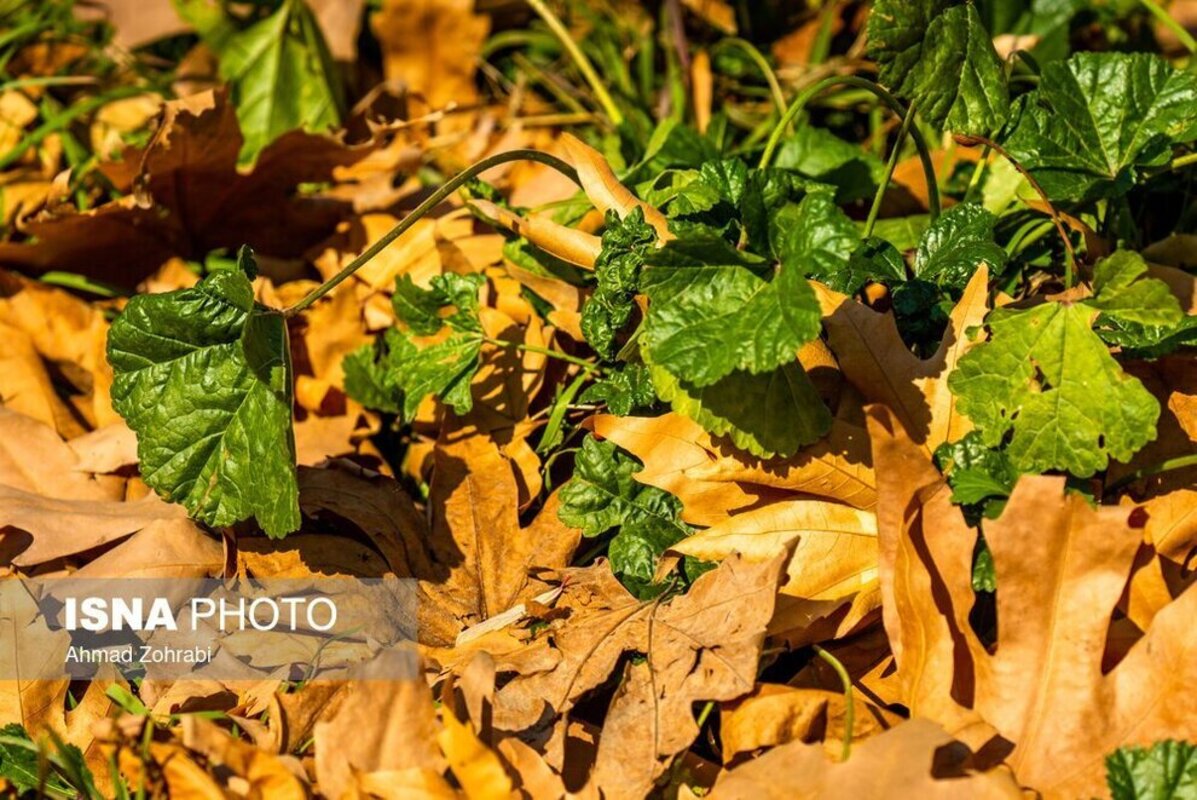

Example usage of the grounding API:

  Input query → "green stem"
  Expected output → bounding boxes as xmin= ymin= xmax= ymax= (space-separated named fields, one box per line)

xmin=714 ymin=37 xmax=787 ymax=116
xmin=954 ymin=133 xmax=1077 ymax=287
xmin=1106 ymin=453 xmax=1197 ymax=493
xmin=482 ymin=336 xmax=600 ymax=373
xmin=525 ymin=0 xmax=625 ymax=126
xmin=758 ymin=75 xmax=941 ymax=220
xmin=1136 ymin=0 xmax=1197 ymax=54
xmin=283 ymin=150 xmax=580 ymax=317
xmin=813 ymin=644 xmax=854 ymax=761
xmin=0 ymin=86 xmax=145 ymax=171
xmin=863 ymin=101 xmax=917 ymax=239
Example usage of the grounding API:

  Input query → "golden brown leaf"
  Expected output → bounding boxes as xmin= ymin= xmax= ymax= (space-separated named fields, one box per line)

xmin=420 ymin=428 xmax=580 ymax=645
xmin=371 ymin=0 xmax=490 ymax=117
xmin=708 ymin=718 xmax=1022 ymax=799
xmin=559 ymin=133 xmax=672 ymax=241
xmin=470 ymin=199 xmax=601 ymax=269
xmin=720 ymin=685 xmax=902 ymax=763
xmin=671 ymin=499 xmax=879 ymax=645
xmin=870 ymin=404 xmax=1197 ymax=798
xmin=313 ymin=656 xmax=446 ymax=799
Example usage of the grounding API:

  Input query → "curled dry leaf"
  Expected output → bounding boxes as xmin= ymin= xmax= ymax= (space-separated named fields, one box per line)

xmin=470 ymin=199 xmax=601 ymax=269
xmin=559 ymin=133 xmax=672 ymax=241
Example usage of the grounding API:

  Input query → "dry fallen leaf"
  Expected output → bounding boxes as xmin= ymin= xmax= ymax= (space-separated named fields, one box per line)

xmin=707 ymin=718 xmax=1021 ymax=799
xmin=671 ymin=499 xmax=879 ymax=646
xmin=870 ymin=404 xmax=1197 ymax=798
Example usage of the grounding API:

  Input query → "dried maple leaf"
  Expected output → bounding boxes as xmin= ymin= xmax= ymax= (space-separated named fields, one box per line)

xmin=707 ymin=718 xmax=1021 ymax=799
xmin=869 ymin=404 xmax=1197 ymax=798
xmin=420 ymin=427 xmax=580 ymax=645
xmin=819 ymin=265 xmax=991 ymax=452
xmin=475 ymin=553 xmax=784 ymax=796
xmin=0 ymin=90 xmax=373 ymax=284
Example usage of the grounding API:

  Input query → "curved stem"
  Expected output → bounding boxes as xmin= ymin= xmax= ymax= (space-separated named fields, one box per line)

xmin=1106 ymin=453 xmax=1197 ymax=494
xmin=482 ymin=336 xmax=600 ymax=373
xmin=283 ymin=150 xmax=580 ymax=317
xmin=713 ymin=37 xmax=787 ymax=117
xmin=863 ymin=101 xmax=917 ymax=238
xmin=813 ymin=644 xmax=854 ymax=761
xmin=758 ymin=75 xmax=941 ymax=220
xmin=954 ymin=133 xmax=1077 ymax=287
xmin=525 ymin=0 xmax=625 ymax=126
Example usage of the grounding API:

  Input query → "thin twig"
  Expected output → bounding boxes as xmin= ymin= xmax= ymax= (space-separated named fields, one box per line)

xmin=283 ymin=150 xmax=580 ymax=318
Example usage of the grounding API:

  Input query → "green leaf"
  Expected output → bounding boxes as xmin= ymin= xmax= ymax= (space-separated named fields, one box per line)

xmin=1106 ymin=740 xmax=1197 ymax=800
xmin=971 ymin=542 xmax=996 ymax=593
xmin=1090 ymin=251 xmax=1185 ymax=329
xmin=948 ymin=300 xmax=1160 ymax=476
xmin=840 ymin=236 xmax=907 ymax=295
xmin=559 ymin=436 xmax=690 ymax=597
xmin=648 ymin=359 xmax=831 ymax=458
xmin=773 ymin=192 xmax=861 ymax=291
xmin=343 ymin=328 xmax=482 ymax=421
xmin=934 ymin=431 xmax=1019 ymax=505
xmin=641 ymin=237 xmax=822 ymax=387
xmin=775 ymin=124 xmax=886 ymax=204
xmin=913 ymin=203 xmax=1007 ymax=289
xmin=582 ymin=208 xmax=658 ymax=359
xmin=559 ymin=436 xmax=689 ymax=539
xmin=190 ymin=0 xmax=344 ymax=165
xmin=107 ymin=252 xmax=300 ymax=537
xmin=0 ymin=724 xmax=44 ymax=794
xmin=868 ymin=0 xmax=1009 ymax=133
xmin=578 ymin=362 xmax=657 ymax=416
xmin=1002 ymin=52 xmax=1197 ymax=201
xmin=392 ymin=273 xmax=484 ymax=335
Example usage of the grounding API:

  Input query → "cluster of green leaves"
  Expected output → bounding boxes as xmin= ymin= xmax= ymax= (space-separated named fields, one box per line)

xmin=1106 ymin=740 xmax=1197 ymax=800
xmin=173 ymin=0 xmax=344 ymax=165
xmin=344 ymin=273 xmax=487 ymax=421
xmin=0 ymin=724 xmax=99 ymax=799
xmin=102 ymin=0 xmax=1197 ymax=611
xmin=558 ymin=435 xmax=708 ymax=599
